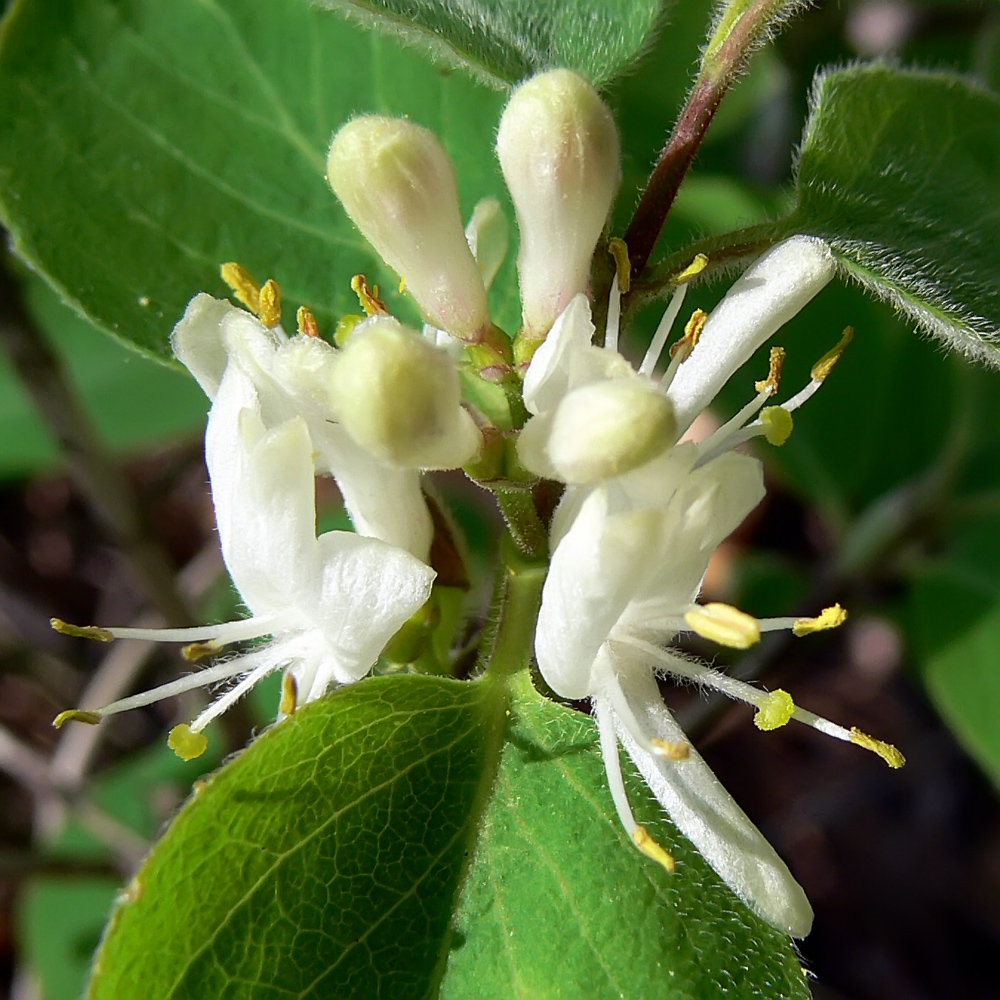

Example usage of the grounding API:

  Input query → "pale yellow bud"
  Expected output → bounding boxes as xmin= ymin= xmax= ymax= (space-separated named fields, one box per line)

xmin=521 ymin=378 xmax=675 ymax=484
xmin=496 ymin=69 xmax=620 ymax=338
xmin=329 ymin=317 xmax=481 ymax=469
xmin=327 ymin=117 xmax=489 ymax=340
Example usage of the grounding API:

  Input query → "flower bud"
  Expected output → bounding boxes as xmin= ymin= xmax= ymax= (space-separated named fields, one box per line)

xmin=329 ymin=317 xmax=481 ymax=469
xmin=496 ymin=69 xmax=620 ymax=338
xmin=327 ymin=117 xmax=489 ymax=340
xmin=518 ymin=378 xmax=675 ymax=484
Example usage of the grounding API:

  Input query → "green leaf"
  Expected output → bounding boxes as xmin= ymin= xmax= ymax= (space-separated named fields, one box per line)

xmin=317 ymin=0 xmax=663 ymax=89
xmin=89 ymin=673 xmax=808 ymax=999
xmin=790 ymin=64 xmax=1000 ymax=367
xmin=0 ymin=276 xmax=208 ymax=477
xmin=0 ymin=0 xmax=513 ymax=362
xmin=910 ymin=515 xmax=1000 ymax=786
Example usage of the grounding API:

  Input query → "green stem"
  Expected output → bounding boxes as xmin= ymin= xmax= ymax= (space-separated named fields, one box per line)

xmin=624 ymin=0 xmax=804 ymax=282
xmin=491 ymin=486 xmax=549 ymax=561
xmin=478 ymin=533 xmax=547 ymax=683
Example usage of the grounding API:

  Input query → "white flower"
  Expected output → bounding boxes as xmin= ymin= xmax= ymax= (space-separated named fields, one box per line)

xmin=54 ymin=359 xmax=435 ymax=760
xmin=172 ymin=287 xmax=480 ymax=559
xmin=532 ymin=236 xmax=905 ymax=938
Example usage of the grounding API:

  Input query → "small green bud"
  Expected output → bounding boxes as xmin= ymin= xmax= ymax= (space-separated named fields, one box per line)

xmin=329 ymin=317 xmax=481 ymax=469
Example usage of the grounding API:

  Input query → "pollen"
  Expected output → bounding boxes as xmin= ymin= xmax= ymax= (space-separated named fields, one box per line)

xmin=50 ymin=618 xmax=114 ymax=642
xmin=685 ymin=602 xmax=761 ymax=649
xmin=754 ymin=689 xmax=796 ymax=731
xmin=182 ymin=640 xmax=223 ymax=662
xmin=280 ymin=673 xmax=298 ymax=716
xmin=850 ymin=727 xmax=906 ymax=768
xmin=259 ymin=278 xmax=282 ymax=328
xmin=669 ymin=308 xmax=708 ymax=360
xmin=755 ymin=346 xmax=786 ymax=395
xmin=793 ymin=603 xmax=848 ymax=636
xmin=220 ymin=262 xmax=261 ymax=314
xmin=608 ymin=237 xmax=631 ymax=293
xmin=811 ymin=326 xmax=854 ymax=382
xmin=760 ymin=406 xmax=793 ymax=446
xmin=632 ymin=825 xmax=676 ymax=873
xmin=296 ymin=305 xmax=321 ymax=338
xmin=168 ymin=724 xmax=210 ymax=762
xmin=350 ymin=274 xmax=389 ymax=316
xmin=651 ymin=738 xmax=690 ymax=760
xmin=672 ymin=252 xmax=709 ymax=285
xmin=53 ymin=709 xmax=102 ymax=728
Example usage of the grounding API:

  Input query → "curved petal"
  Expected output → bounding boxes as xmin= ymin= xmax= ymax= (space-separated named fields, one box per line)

xmin=171 ymin=293 xmax=239 ymax=398
xmin=536 ymin=488 xmax=665 ymax=700
xmin=666 ymin=236 xmax=835 ymax=431
xmin=522 ymin=294 xmax=595 ymax=413
xmin=608 ymin=666 xmax=814 ymax=938
xmin=309 ymin=531 xmax=436 ymax=683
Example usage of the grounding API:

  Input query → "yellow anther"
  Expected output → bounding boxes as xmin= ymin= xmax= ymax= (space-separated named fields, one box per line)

xmin=259 ymin=278 xmax=282 ymax=328
xmin=793 ymin=603 xmax=848 ymax=636
xmin=755 ymin=346 xmax=786 ymax=395
xmin=632 ymin=825 xmax=676 ymax=873
xmin=220 ymin=262 xmax=261 ymax=314
xmin=608 ymin=237 xmax=631 ymax=294
xmin=296 ymin=305 xmax=320 ymax=339
xmin=754 ymin=689 xmax=796 ymax=731
xmin=50 ymin=618 xmax=114 ymax=642
xmin=53 ymin=709 xmax=101 ymax=728
xmin=760 ymin=406 xmax=793 ymax=446
xmin=181 ymin=640 xmax=223 ymax=663
xmin=398 ymin=275 xmax=407 ymax=294
xmin=651 ymin=738 xmax=690 ymax=761
xmin=350 ymin=274 xmax=388 ymax=317
xmin=334 ymin=314 xmax=364 ymax=347
xmin=850 ymin=728 xmax=905 ymax=768
xmin=685 ymin=602 xmax=761 ymax=649
xmin=279 ymin=673 xmax=298 ymax=716
xmin=672 ymin=252 xmax=709 ymax=285
xmin=669 ymin=308 xmax=708 ymax=360
xmin=811 ymin=326 xmax=854 ymax=382
xmin=168 ymin=724 xmax=209 ymax=762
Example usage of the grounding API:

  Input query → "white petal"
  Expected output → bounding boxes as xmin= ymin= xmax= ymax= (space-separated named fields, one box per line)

xmin=208 ymin=395 xmax=320 ymax=619
xmin=609 ymin=667 xmax=814 ymax=938
xmin=522 ymin=295 xmax=595 ymax=413
xmin=536 ymin=489 xmax=666 ymax=700
xmin=171 ymin=293 xmax=240 ymax=398
xmin=666 ymin=236 xmax=835 ymax=430
xmin=309 ymin=531 xmax=436 ymax=683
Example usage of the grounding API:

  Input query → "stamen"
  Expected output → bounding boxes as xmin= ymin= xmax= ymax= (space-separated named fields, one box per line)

xmin=182 ymin=640 xmax=223 ymax=663
xmin=93 ymin=615 xmax=281 ymax=644
xmin=350 ymin=274 xmax=388 ymax=316
xmin=280 ymin=672 xmax=298 ymax=716
xmin=220 ymin=262 xmax=261 ymax=314
xmin=793 ymin=604 xmax=847 ymax=636
xmin=296 ymin=306 xmax=321 ymax=339
xmin=632 ymin=826 xmax=676 ymax=874
xmin=187 ymin=653 xmax=282 ymax=734
xmin=673 ymin=309 xmax=708 ymax=360
xmin=760 ymin=406 xmax=793 ymax=446
xmin=259 ymin=278 xmax=282 ymax=328
xmin=335 ymin=314 xmax=363 ymax=347
xmin=850 ymin=728 xmax=906 ymax=768
xmin=754 ymin=690 xmax=796 ymax=731
xmin=812 ymin=326 xmax=854 ymax=382
xmin=651 ymin=738 xmax=690 ymax=760
xmin=53 ymin=709 xmax=101 ymax=728
xmin=639 ymin=283 xmax=688 ymax=377
xmin=51 ymin=618 xmax=113 ymax=642
xmin=684 ymin=603 xmax=761 ymax=649
xmin=755 ymin=346 xmax=786 ymax=395
xmin=398 ymin=275 xmax=407 ymax=294
xmin=608 ymin=237 xmax=631 ymax=294
xmin=168 ymin=724 xmax=209 ymax=762
xmin=605 ymin=274 xmax=622 ymax=353
xmin=671 ymin=252 xmax=709 ymax=285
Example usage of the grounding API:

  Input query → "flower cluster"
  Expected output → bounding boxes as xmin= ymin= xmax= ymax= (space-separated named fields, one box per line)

xmin=52 ymin=68 xmax=903 ymax=939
